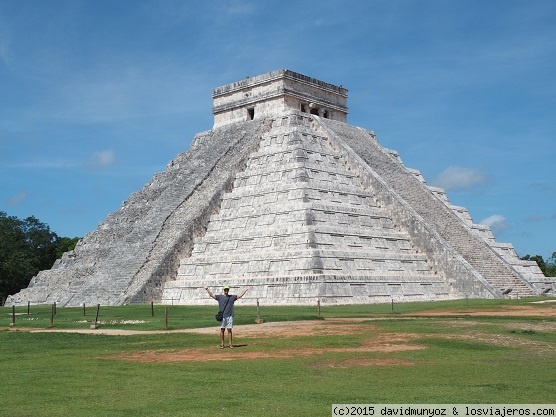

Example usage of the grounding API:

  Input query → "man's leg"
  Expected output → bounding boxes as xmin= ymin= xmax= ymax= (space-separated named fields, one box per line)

xmin=227 ymin=329 xmax=233 ymax=348
xmin=220 ymin=328 xmax=225 ymax=347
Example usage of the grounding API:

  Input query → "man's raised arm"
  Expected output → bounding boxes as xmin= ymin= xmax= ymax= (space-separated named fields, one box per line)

xmin=204 ymin=286 xmax=216 ymax=299
xmin=237 ymin=286 xmax=251 ymax=299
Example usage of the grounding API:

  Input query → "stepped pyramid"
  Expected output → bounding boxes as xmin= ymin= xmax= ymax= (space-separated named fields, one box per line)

xmin=7 ymin=69 xmax=553 ymax=307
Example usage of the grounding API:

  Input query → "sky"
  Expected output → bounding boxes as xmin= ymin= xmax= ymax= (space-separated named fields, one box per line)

xmin=1 ymin=0 xmax=554 ymax=260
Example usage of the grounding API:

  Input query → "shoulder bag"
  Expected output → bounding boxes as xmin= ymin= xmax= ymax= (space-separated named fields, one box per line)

xmin=215 ymin=296 xmax=231 ymax=322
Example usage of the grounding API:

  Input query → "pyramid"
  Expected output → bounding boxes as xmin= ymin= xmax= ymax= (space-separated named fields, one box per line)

xmin=7 ymin=70 xmax=553 ymax=307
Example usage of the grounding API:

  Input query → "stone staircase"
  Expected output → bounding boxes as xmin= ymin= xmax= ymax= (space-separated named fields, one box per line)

xmin=164 ymin=113 xmax=453 ymax=304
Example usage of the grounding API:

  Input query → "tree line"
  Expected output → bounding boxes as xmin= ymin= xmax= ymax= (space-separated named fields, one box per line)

xmin=1 ymin=211 xmax=554 ymax=304
xmin=0 ymin=211 xmax=80 ymax=304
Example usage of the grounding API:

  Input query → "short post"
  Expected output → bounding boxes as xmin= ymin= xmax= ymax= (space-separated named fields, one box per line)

xmin=50 ymin=304 xmax=55 ymax=327
xmin=11 ymin=305 xmax=16 ymax=326
xmin=391 ymin=298 xmax=395 ymax=313
xmin=91 ymin=304 xmax=100 ymax=329
xmin=466 ymin=295 xmax=468 ymax=306
xmin=317 ymin=298 xmax=321 ymax=317
xmin=151 ymin=301 xmax=154 ymax=317
xmin=83 ymin=303 xmax=86 ymax=316
xmin=255 ymin=298 xmax=264 ymax=324
xmin=27 ymin=301 xmax=30 ymax=315
xmin=164 ymin=307 xmax=168 ymax=330
xmin=53 ymin=302 xmax=57 ymax=316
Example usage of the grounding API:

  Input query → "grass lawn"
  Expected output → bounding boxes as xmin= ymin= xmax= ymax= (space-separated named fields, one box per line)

xmin=1 ymin=297 xmax=555 ymax=416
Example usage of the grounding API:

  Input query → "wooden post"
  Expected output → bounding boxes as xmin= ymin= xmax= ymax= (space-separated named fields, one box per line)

xmin=391 ymin=298 xmax=395 ymax=313
xmin=50 ymin=304 xmax=55 ymax=327
xmin=83 ymin=303 xmax=86 ymax=316
xmin=11 ymin=305 xmax=16 ymax=326
xmin=27 ymin=301 xmax=30 ymax=315
xmin=317 ymin=298 xmax=321 ymax=317
xmin=151 ymin=301 xmax=154 ymax=317
xmin=91 ymin=304 xmax=100 ymax=329
xmin=164 ymin=307 xmax=168 ymax=330
xmin=53 ymin=302 xmax=57 ymax=316
xmin=255 ymin=298 xmax=264 ymax=323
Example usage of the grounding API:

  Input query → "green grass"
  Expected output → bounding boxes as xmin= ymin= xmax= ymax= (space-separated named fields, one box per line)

xmin=1 ymin=297 xmax=555 ymax=416
xmin=1 ymin=303 xmax=326 ymax=330
xmin=3 ymin=297 xmax=553 ymax=330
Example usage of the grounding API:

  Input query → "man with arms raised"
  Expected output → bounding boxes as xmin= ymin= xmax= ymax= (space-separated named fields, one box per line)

xmin=204 ymin=285 xmax=251 ymax=348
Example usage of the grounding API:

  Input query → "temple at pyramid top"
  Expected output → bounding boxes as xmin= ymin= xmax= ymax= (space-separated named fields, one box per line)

xmin=212 ymin=69 xmax=349 ymax=127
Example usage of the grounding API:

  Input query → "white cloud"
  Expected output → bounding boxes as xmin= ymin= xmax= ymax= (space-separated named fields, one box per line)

xmin=6 ymin=191 xmax=28 ymax=206
xmin=480 ymin=214 xmax=508 ymax=233
xmin=431 ymin=166 xmax=488 ymax=192
xmin=86 ymin=150 xmax=116 ymax=169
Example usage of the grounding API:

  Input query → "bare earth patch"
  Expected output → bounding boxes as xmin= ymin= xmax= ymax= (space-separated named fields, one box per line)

xmin=102 ymin=321 xmax=424 ymax=364
xmin=105 ymin=343 xmax=423 ymax=364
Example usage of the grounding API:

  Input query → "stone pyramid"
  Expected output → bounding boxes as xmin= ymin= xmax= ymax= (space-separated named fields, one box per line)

xmin=7 ymin=70 xmax=552 ymax=307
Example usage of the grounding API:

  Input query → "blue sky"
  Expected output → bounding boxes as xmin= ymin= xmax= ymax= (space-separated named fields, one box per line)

xmin=1 ymin=0 xmax=554 ymax=260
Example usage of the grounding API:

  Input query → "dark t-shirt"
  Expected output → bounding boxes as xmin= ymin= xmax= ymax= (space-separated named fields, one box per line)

xmin=215 ymin=294 xmax=238 ymax=318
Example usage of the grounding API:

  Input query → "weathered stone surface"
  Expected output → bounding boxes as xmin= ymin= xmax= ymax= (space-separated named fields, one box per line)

xmin=6 ymin=70 xmax=553 ymax=307
xmin=212 ymin=69 xmax=348 ymax=128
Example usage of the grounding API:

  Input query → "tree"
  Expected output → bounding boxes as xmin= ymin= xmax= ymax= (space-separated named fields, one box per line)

xmin=54 ymin=236 xmax=80 ymax=259
xmin=546 ymin=252 xmax=556 ymax=277
xmin=0 ymin=211 xmax=81 ymax=303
